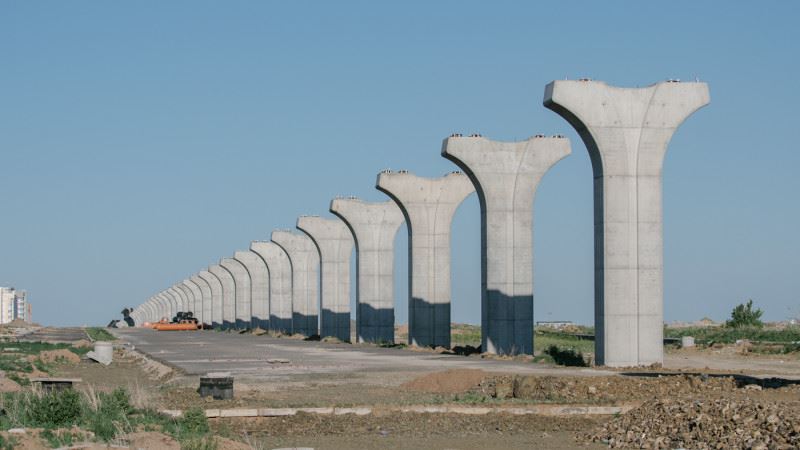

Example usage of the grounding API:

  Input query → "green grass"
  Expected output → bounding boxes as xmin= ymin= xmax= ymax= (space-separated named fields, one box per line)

xmin=0 ymin=341 xmax=84 ymax=356
xmin=85 ymin=328 xmax=116 ymax=341
xmin=534 ymin=330 xmax=595 ymax=355
xmin=0 ymin=388 xmax=218 ymax=448
xmin=664 ymin=325 xmax=800 ymax=344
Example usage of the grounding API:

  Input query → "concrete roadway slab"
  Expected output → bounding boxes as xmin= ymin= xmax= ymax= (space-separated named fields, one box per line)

xmin=112 ymin=328 xmax=614 ymax=380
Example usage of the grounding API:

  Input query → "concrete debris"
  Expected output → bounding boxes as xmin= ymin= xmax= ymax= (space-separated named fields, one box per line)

xmin=86 ymin=350 xmax=112 ymax=366
xmin=584 ymin=398 xmax=800 ymax=449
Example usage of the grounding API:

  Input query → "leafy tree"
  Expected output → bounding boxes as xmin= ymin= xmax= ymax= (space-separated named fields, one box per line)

xmin=726 ymin=299 xmax=763 ymax=328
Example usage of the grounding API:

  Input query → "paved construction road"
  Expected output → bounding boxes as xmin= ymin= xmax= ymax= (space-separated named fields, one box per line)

xmin=113 ymin=328 xmax=614 ymax=380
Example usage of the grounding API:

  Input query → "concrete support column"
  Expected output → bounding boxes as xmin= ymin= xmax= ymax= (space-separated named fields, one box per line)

xmin=377 ymin=171 xmax=474 ymax=348
xmin=164 ymin=288 xmax=179 ymax=316
xmin=220 ymin=257 xmax=252 ymax=329
xmin=171 ymin=286 xmax=189 ymax=313
xmin=442 ymin=135 xmax=571 ymax=355
xmin=191 ymin=275 xmax=212 ymax=326
xmin=199 ymin=269 xmax=223 ymax=327
xmin=159 ymin=292 xmax=175 ymax=319
xmin=297 ymin=215 xmax=354 ymax=342
xmin=250 ymin=241 xmax=293 ymax=333
xmin=166 ymin=288 xmax=182 ymax=318
xmin=183 ymin=280 xmax=203 ymax=321
xmin=544 ymin=79 xmax=710 ymax=367
xmin=177 ymin=282 xmax=196 ymax=316
xmin=155 ymin=294 xmax=168 ymax=320
xmin=209 ymin=264 xmax=236 ymax=329
xmin=330 ymin=198 xmax=404 ymax=344
xmin=272 ymin=230 xmax=320 ymax=337
xmin=234 ymin=250 xmax=270 ymax=329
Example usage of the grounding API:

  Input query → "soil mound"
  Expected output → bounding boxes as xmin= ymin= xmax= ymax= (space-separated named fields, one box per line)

xmin=39 ymin=349 xmax=81 ymax=364
xmin=124 ymin=431 xmax=181 ymax=449
xmin=402 ymin=369 xmax=487 ymax=394
xmin=0 ymin=318 xmax=39 ymax=328
xmin=0 ymin=376 xmax=22 ymax=392
xmin=71 ymin=339 xmax=93 ymax=348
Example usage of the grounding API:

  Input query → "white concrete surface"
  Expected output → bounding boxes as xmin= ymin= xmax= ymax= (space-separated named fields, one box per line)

xmin=250 ymin=240 xmax=293 ymax=333
xmin=297 ymin=215 xmax=354 ymax=342
xmin=330 ymin=198 xmax=404 ymax=344
xmin=209 ymin=264 xmax=237 ymax=329
xmin=198 ymin=269 xmax=223 ymax=327
xmin=377 ymin=170 xmax=474 ymax=348
xmin=272 ymin=230 xmax=320 ymax=337
xmin=220 ymin=257 xmax=252 ymax=329
xmin=234 ymin=250 xmax=270 ymax=329
xmin=544 ymin=79 xmax=709 ymax=367
xmin=442 ymin=134 xmax=571 ymax=355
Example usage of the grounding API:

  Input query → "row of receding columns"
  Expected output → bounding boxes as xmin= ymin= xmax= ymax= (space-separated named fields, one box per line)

xmin=130 ymin=79 xmax=709 ymax=367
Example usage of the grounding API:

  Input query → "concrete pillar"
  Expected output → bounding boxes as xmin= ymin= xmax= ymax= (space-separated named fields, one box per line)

xmin=544 ymin=79 xmax=710 ymax=367
xmin=177 ymin=282 xmax=196 ymax=316
xmin=182 ymin=280 xmax=203 ymax=321
xmin=442 ymin=134 xmax=571 ymax=355
xmin=220 ymin=257 xmax=252 ymax=329
xmin=171 ymin=286 xmax=189 ymax=313
xmin=250 ymin=241 xmax=293 ymax=333
xmin=271 ymin=230 xmax=320 ymax=337
xmin=141 ymin=301 xmax=152 ymax=323
xmin=190 ymin=274 xmax=212 ymax=326
xmin=198 ymin=269 xmax=223 ymax=327
xmin=159 ymin=292 xmax=175 ymax=319
xmin=154 ymin=295 xmax=166 ymax=320
xmin=166 ymin=288 xmax=182 ymax=318
xmin=234 ymin=250 xmax=270 ymax=329
xmin=330 ymin=198 xmax=404 ymax=344
xmin=209 ymin=264 xmax=236 ymax=329
xmin=297 ymin=215 xmax=354 ymax=342
xmin=377 ymin=170 xmax=474 ymax=348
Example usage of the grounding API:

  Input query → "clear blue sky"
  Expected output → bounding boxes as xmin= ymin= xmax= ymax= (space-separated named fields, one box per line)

xmin=1 ymin=2 xmax=798 ymax=327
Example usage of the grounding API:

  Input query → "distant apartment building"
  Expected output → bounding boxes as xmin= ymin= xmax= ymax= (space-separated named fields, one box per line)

xmin=0 ymin=287 xmax=31 ymax=324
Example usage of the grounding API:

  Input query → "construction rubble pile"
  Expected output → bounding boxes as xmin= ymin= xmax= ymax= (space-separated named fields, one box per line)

xmin=584 ymin=397 xmax=800 ymax=449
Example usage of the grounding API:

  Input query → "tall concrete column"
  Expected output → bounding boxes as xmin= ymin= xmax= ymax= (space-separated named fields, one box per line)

xmin=171 ymin=286 xmax=189 ymax=313
xmin=198 ymin=269 xmax=223 ymax=327
xmin=377 ymin=170 xmax=474 ymax=348
xmin=159 ymin=292 xmax=175 ymax=319
xmin=220 ymin=257 xmax=252 ymax=329
xmin=183 ymin=280 xmax=203 ymax=321
xmin=209 ymin=264 xmax=236 ymax=329
xmin=330 ymin=198 xmax=404 ymax=344
xmin=272 ymin=230 xmax=320 ymax=337
xmin=143 ymin=302 xmax=154 ymax=323
xmin=544 ymin=79 xmax=710 ymax=367
xmin=167 ymin=285 xmax=184 ymax=319
xmin=234 ymin=250 xmax=270 ymax=329
xmin=155 ymin=294 xmax=169 ymax=320
xmin=250 ymin=241 xmax=293 ymax=333
xmin=142 ymin=301 xmax=152 ymax=322
xmin=297 ymin=215 xmax=354 ymax=342
xmin=190 ymin=274 xmax=212 ymax=326
xmin=166 ymin=288 xmax=182 ymax=317
xmin=177 ymin=282 xmax=196 ymax=316
xmin=442 ymin=135 xmax=571 ymax=355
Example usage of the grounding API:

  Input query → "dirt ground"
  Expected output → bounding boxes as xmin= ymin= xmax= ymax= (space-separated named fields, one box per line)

xmin=13 ymin=329 xmax=797 ymax=449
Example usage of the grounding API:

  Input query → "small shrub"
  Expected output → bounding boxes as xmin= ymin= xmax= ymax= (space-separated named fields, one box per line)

xmin=726 ymin=299 xmax=763 ymax=328
xmin=24 ymin=389 xmax=84 ymax=427
xmin=180 ymin=407 xmax=210 ymax=435
xmin=85 ymin=328 xmax=116 ymax=341
xmin=544 ymin=345 xmax=588 ymax=367
xmin=40 ymin=428 xmax=75 ymax=448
